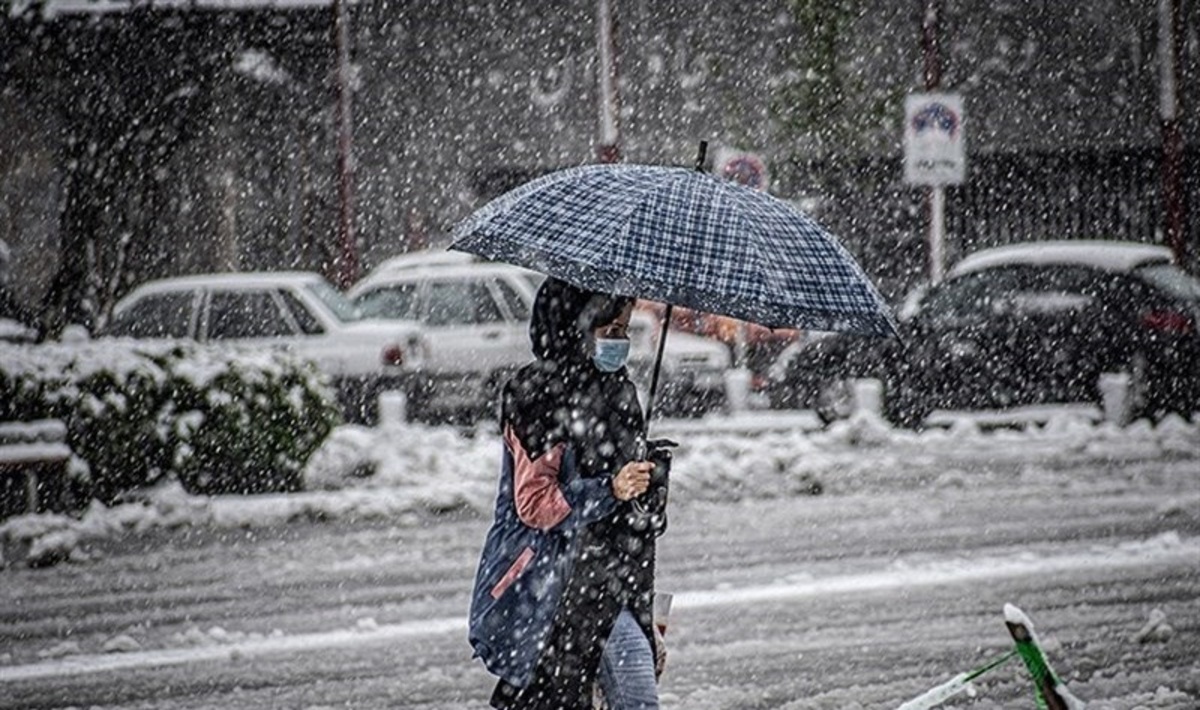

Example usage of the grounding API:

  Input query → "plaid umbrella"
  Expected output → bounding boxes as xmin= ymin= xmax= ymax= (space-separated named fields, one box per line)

xmin=451 ymin=159 xmax=897 ymax=425
xmin=451 ymin=162 xmax=896 ymax=337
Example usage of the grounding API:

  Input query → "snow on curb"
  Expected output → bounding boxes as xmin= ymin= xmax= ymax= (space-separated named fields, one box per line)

xmin=2 ymin=412 xmax=1197 ymax=570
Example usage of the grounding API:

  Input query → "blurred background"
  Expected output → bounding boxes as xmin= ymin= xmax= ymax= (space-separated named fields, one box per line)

xmin=0 ymin=0 xmax=1197 ymax=427
xmin=1 ymin=0 xmax=1195 ymax=323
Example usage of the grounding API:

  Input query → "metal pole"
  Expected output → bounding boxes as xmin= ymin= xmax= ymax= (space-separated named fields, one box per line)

xmin=333 ymin=0 xmax=359 ymax=289
xmin=1159 ymin=0 xmax=1186 ymax=267
xmin=921 ymin=0 xmax=942 ymax=91
xmin=922 ymin=0 xmax=945 ymax=284
xmin=930 ymin=185 xmax=946 ymax=283
xmin=595 ymin=0 xmax=621 ymax=163
xmin=644 ymin=303 xmax=673 ymax=428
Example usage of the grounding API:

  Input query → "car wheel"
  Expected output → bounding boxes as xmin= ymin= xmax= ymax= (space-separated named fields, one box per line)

xmin=882 ymin=378 xmax=931 ymax=429
xmin=767 ymin=380 xmax=800 ymax=410
xmin=814 ymin=378 xmax=855 ymax=424
xmin=478 ymin=371 xmax=510 ymax=423
xmin=404 ymin=378 xmax=434 ymax=423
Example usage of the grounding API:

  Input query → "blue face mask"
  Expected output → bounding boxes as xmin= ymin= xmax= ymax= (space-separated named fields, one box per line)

xmin=593 ymin=337 xmax=631 ymax=372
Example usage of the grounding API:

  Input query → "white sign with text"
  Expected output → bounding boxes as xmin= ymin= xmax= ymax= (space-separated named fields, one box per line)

xmin=904 ymin=93 xmax=966 ymax=186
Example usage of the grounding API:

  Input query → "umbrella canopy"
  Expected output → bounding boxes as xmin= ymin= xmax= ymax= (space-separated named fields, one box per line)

xmin=450 ymin=162 xmax=897 ymax=338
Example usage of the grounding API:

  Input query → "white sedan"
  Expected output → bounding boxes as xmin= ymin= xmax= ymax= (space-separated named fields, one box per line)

xmin=626 ymin=310 xmax=731 ymax=417
xmin=103 ymin=271 xmax=426 ymax=422
xmin=350 ymin=253 xmax=732 ymax=420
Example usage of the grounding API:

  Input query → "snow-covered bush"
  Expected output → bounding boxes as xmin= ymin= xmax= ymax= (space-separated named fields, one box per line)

xmin=0 ymin=340 xmax=340 ymax=504
xmin=166 ymin=348 xmax=340 ymax=495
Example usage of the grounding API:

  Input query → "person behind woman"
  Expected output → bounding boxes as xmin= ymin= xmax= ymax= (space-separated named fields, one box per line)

xmin=469 ymin=277 xmax=670 ymax=709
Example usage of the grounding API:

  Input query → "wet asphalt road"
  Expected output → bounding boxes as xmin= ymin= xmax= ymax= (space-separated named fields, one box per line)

xmin=2 ymin=455 xmax=1198 ymax=710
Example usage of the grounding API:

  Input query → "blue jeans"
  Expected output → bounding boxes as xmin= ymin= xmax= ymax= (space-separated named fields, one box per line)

xmin=598 ymin=609 xmax=659 ymax=710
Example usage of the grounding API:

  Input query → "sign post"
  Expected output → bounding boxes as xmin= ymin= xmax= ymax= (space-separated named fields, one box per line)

xmin=904 ymin=92 xmax=965 ymax=283
xmin=713 ymin=147 xmax=769 ymax=412
xmin=595 ymin=0 xmax=622 ymax=163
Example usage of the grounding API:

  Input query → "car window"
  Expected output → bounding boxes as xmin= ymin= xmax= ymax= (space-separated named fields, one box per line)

xmin=278 ymin=290 xmax=325 ymax=335
xmin=305 ymin=281 xmax=362 ymax=323
xmin=1135 ymin=263 xmax=1200 ymax=301
xmin=106 ymin=292 xmax=195 ymax=338
xmin=425 ymin=280 xmax=505 ymax=326
xmin=206 ymin=291 xmax=295 ymax=339
xmin=998 ymin=267 xmax=1100 ymax=317
xmin=355 ymin=283 xmax=421 ymax=320
xmin=920 ymin=271 xmax=1010 ymax=323
xmin=492 ymin=278 xmax=531 ymax=321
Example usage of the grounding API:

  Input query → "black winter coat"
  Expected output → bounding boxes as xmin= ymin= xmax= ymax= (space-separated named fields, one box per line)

xmin=489 ymin=279 xmax=668 ymax=710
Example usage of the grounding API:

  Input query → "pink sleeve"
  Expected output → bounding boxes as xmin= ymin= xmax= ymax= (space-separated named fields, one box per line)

xmin=505 ymin=425 xmax=572 ymax=530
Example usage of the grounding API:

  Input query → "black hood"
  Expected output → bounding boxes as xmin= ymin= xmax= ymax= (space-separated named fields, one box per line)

xmin=529 ymin=277 xmax=632 ymax=364
xmin=504 ymin=277 xmax=643 ymax=461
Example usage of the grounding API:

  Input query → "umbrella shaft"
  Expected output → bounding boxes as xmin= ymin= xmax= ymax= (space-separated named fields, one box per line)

xmin=644 ymin=303 xmax=673 ymax=440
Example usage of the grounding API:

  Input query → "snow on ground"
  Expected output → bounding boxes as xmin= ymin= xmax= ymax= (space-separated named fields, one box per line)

xmin=3 ymin=408 xmax=1198 ymax=568
xmin=2 ymin=532 xmax=1195 ymax=686
xmin=1 ymin=408 xmax=1198 ymax=708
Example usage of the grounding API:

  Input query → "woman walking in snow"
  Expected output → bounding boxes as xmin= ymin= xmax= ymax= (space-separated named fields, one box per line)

xmin=469 ymin=276 xmax=670 ymax=709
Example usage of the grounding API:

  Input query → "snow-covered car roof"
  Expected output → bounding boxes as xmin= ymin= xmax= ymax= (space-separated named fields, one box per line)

xmin=369 ymin=250 xmax=478 ymax=273
xmin=349 ymin=258 xmax=542 ymax=298
xmin=124 ymin=271 xmax=332 ymax=296
xmin=628 ymin=310 xmax=730 ymax=367
xmin=949 ymin=241 xmax=1174 ymax=278
xmin=362 ymin=261 xmax=537 ymax=282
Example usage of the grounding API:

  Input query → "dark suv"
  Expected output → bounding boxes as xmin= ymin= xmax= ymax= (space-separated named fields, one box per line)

xmin=769 ymin=241 xmax=1200 ymax=426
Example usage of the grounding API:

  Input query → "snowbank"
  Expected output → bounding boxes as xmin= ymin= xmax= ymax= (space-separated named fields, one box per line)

xmin=2 ymin=410 xmax=1198 ymax=569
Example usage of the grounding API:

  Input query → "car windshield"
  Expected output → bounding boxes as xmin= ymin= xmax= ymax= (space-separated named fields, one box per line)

xmin=305 ymin=281 xmax=363 ymax=322
xmin=1135 ymin=263 xmax=1200 ymax=301
xmin=354 ymin=283 xmax=421 ymax=320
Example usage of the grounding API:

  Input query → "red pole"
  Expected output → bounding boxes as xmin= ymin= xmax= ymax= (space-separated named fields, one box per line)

xmin=595 ymin=0 xmax=621 ymax=163
xmin=333 ymin=0 xmax=359 ymax=289
xmin=921 ymin=0 xmax=942 ymax=91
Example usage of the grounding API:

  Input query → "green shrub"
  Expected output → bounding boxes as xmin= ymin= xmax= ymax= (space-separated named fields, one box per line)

xmin=0 ymin=340 xmax=341 ymax=504
xmin=168 ymin=349 xmax=340 ymax=495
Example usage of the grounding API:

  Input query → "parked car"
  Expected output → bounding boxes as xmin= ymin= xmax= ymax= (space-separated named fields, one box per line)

xmin=349 ymin=253 xmax=731 ymax=421
xmin=639 ymin=302 xmax=799 ymax=392
xmin=627 ymin=310 xmax=731 ymax=417
xmin=349 ymin=260 xmax=544 ymax=422
xmin=101 ymin=272 xmax=427 ymax=422
xmin=769 ymin=241 xmax=1200 ymax=426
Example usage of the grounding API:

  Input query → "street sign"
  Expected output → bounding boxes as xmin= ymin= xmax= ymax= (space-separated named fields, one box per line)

xmin=714 ymin=147 xmax=770 ymax=192
xmin=904 ymin=93 xmax=966 ymax=185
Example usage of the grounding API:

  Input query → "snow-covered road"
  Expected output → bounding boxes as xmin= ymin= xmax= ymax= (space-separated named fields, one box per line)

xmin=2 ymin=413 xmax=1198 ymax=709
